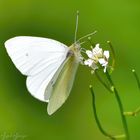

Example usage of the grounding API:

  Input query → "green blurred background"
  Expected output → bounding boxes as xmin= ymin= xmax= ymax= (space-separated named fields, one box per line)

xmin=0 ymin=0 xmax=140 ymax=139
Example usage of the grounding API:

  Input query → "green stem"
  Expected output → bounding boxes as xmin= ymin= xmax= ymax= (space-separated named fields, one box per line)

xmin=90 ymin=85 xmax=125 ymax=140
xmin=95 ymin=70 xmax=113 ymax=93
xmin=124 ymin=106 xmax=140 ymax=116
xmin=87 ymin=37 xmax=96 ymax=47
xmin=107 ymin=41 xmax=115 ymax=73
xmin=105 ymin=70 xmax=130 ymax=140
xmin=90 ymin=85 xmax=116 ymax=140
xmin=124 ymin=69 xmax=140 ymax=117
xmin=132 ymin=69 xmax=140 ymax=90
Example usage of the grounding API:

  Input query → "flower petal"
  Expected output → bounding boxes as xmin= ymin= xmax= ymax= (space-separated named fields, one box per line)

xmin=102 ymin=61 xmax=108 ymax=67
xmin=103 ymin=67 xmax=107 ymax=73
xmin=92 ymin=44 xmax=103 ymax=57
xmin=104 ymin=51 xmax=109 ymax=59
xmin=98 ymin=58 xmax=106 ymax=65
xmin=84 ymin=59 xmax=93 ymax=67
xmin=95 ymin=43 xmax=100 ymax=49
xmin=86 ymin=50 xmax=93 ymax=58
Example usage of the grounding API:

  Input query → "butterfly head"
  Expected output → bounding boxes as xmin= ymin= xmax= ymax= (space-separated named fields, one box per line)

xmin=68 ymin=43 xmax=82 ymax=63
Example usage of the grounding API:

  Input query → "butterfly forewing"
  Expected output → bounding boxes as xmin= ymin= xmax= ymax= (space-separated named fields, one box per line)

xmin=5 ymin=36 xmax=69 ymax=101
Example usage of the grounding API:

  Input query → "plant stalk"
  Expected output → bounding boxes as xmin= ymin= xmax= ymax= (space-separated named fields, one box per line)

xmin=105 ymin=70 xmax=130 ymax=140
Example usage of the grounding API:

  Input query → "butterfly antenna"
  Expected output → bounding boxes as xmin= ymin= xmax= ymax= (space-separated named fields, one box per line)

xmin=74 ymin=10 xmax=79 ymax=43
xmin=76 ymin=30 xmax=97 ymax=43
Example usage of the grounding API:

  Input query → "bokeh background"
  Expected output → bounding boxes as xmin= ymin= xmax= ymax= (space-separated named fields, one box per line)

xmin=0 ymin=0 xmax=140 ymax=139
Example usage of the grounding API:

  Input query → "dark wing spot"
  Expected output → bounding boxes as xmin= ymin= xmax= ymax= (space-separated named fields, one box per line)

xmin=25 ymin=53 xmax=29 ymax=57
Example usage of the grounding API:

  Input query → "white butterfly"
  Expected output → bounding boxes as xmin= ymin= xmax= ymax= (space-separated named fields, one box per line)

xmin=4 ymin=10 xmax=97 ymax=115
xmin=5 ymin=36 xmax=81 ymax=115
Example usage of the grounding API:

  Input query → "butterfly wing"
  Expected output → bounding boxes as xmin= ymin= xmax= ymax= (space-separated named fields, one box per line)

xmin=47 ymin=51 xmax=79 ymax=115
xmin=5 ymin=36 xmax=69 ymax=101
xmin=26 ymin=55 xmax=65 ymax=102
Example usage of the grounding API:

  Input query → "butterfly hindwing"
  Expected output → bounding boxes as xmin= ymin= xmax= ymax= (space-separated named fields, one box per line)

xmin=47 ymin=51 xmax=79 ymax=115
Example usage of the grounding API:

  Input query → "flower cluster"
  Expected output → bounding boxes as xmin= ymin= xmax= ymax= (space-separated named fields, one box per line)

xmin=84 ymin=44 xmax=109 ymax=72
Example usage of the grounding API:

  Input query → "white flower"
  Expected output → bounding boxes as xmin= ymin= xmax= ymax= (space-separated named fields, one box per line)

xmin=84 ymin=44 xmax=109 ymax=72
xmin=84 ymin=59 xmax=98 ymax=70
xmin=84 ymin=59 xmax=93 ymax=67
